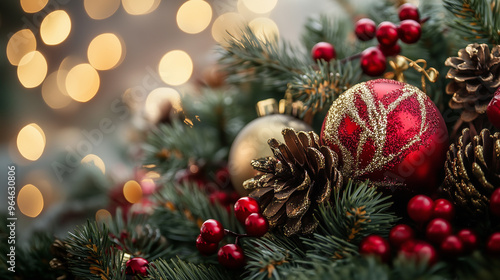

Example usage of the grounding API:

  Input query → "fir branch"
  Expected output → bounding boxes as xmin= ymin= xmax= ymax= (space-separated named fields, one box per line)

xmin=147 ymin=257 xmax=232 ymax=280
xmin=444 ymin=0 xmax=500 ymax=44
xmin=65 ymin=221 xmax=125 ymax=280
xmin=391 ymin=255 xmax=449 ymax=280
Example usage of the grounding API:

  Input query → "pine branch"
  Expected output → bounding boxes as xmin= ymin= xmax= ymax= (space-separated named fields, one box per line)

xmin=147 ymin=257 xmax=232 ymax=280
xmin=444 ymin=0 xmax=500 ymax=44
xmin=65 ymin=221 xmax=126 ymax=280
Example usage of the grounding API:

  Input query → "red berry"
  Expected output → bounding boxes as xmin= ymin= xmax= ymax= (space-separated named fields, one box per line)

xmin=389 ymin=224 xmax=415 ymax=249
xmin=398 ymin=19 xmax=421 ymax=44
xmin=376 ymin=21 xmax=399 ymax=47
xmin=234 ymin=197 xmax=260 ymax=224
xmin=200 ymin=219 xmax=225 ymax=243
xmin=125 ymin=257 xmax=149 ymax=276
xmin=245 ymin=213 xmax=269 ymax=237
xmin=359 ymin=235 xmax=391 ymax=263
xmin=209 ymin=191 xmax=229 ymax=205
xmin=196 ymin=234 xmax=219 ymax=255
xmin=311 ymin=42 xmax=336 ymax=62
xmin=487 ymin=232 xmax=500 ymax=256
xmin=457 ymin=229 xmax=478 ymax=253
xmin=490 ymin=188 xmax=500 ymax=216
xmin=378 ymin=43 xmax=401 ymax=57
xmin=218 ymin=244 xmax=246 ymax=269
xmin=355 ymin=18 xmax=376 ymax=41
xmin=440 ymin=235 xmax=463 ymax=258
xmin=398 ymin=3 xmax=420 ymax=22
xmin=407 ymin=195 xmax=434 ymax=224
xmin=360 ymin=47 xmax=386 ymax=76
xmin=426 ymin=218 xmax=452 ymax=244
xmin=487 ymin=90 xmax=500 ymax=129
xmin=399 ymin=240 xmax=437 ymax=265
xmin=432 ymin=199 xmax=455 ymax=221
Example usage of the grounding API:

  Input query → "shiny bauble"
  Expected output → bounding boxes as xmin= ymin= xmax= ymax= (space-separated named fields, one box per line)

xmin=228 ymin=114 xmax=312 ymax=195
xmin=320 ymin=79 xmax=448 ymax=200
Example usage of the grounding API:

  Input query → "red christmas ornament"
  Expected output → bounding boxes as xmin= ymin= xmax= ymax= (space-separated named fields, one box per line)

xmin=398 ymin=20 xmax=421 ymax=44
xmin=245 ymin=213 xmax=269 ymax=237
xmin=359 ymin=235 xmax=391 ymax=262
xmin=218 ymin=244 xmax=246 ymax=269
xmin=490 ymin=188 xmax=500 ymax=216
xmin=378 ymin=43 xmax=401 ymax=57
xmin=399 ymin=240 xmax=437 ymax=265
xmin=234 ymin=197 xmax=260 ymax=224
xmin=376 ymin=21 xmax=399 ymax=47
xmin=200 ymin=219 xmax=225 ymax=243
xmin=426 ymin=218 xmax=452 ymax=244
xmin=487 ymin=90 xmax=500 ymax=129
xmin=311 ymin=42 xmax=336 ymax=62
xmin=355 ymin=18 xmax=377 ymax=41
xmin=389 ymin=224 xmax=415 ymax=248
xmin=488 ymin=232 xmax=500 ymax=256
xmin=321 ymin=80 xmax=448 ymax=200
xmin=440 ymin=235 xmax=463 ymax=258
xmin=432 ymin=198 xmax=455 ymax=221
xmin=407 ymin=195 xmax=434 ymax=223
xmin=360 ymin=47 xmax=387 ymax=76
xmin=457 ymin=229 xmax=478 ymax=253
xmin=125 ymin=257 xmax=149 ymax=276
xmin=196 ymin=234 xmax=219 ymax=255
xmin=398 ymin=3 xmax=420 ymax=22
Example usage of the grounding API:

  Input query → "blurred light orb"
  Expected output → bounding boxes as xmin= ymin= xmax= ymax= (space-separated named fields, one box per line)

xmin=84 ymin=0 xmax=120 ymax=20
xmin=17 ymin=123 xmax=46 ymax=161
xmin=66 ymin=63 xmax=100 ymax=102
xmin=176 ymin=0 xmax=212 ymax=34
xmin=81 ymin=154 xmax=106 ymax=174
xmin=211 ymin=12 xmax=246 ymax=45
xmin=6 ymin=29 xmax=37 ymax=66
xmin=40 ymin=10 xmax=72 ymax=45
xmin=145 ymin=87 xmax=181 ymax=121
xmin=123 ymin=180 xmax=143 ymax=203
xmin=20 ymin=0 xmax=48 ymax=13
xmin=95 ymin=209 xmax=112 ymax=222
xmin=158 ymin=50 xmax=193 ymax=86
xmin=87 ymin=33 xmax=124 ymax=70
xmin=42 ymin=71 xmax=72 ymax=109
xmin=18 ymin=184 xmax=44 ymax=218
xmin=17 ymin=51 xmax=47 ymax=88
xmin=249 ymin=17 xmax=279 ymax=42
xmin=122 ymin=0 xmax=160 ymax=15
xmin=241 ymin=0 xmax=278 ymax=14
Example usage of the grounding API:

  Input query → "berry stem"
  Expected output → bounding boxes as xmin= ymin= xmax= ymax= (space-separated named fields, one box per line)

xmin=339 ymin=53 xmax=362 ymax=64
xmin=420 ymin=16 xmax=430 ymax=24
xmin=224 ymin=229 xmax=249 ymax=245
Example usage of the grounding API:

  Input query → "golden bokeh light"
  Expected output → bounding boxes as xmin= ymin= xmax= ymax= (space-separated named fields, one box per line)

xmin=87 ymin=33 xmax=124 ymax=70
xmin=176 ymin=0 xmax=212 ymax=34
xmin=66 ymin=63 xmax=100 ymax=102
xmin=6 ymin=29 xmax=37 ymax=66
xmin=20 ymin=0 xmax=49 ymax=13
xmin=158 ymin=50 xmax=193 ymax=86
xmin=17 ymin=51 xmax=47 ymax=88
xmin=95 ymin=209 xmax=112 ymax=222
xmin=241 ymin=0 xmax=278 ymax=14
xmin=40 ymin=10 xmax=72 ymax=45
xmin=81 ymin=154 xmax=106 ymax=174
xmin=249 ymin=17 xmax=279 ymax=42
xmin=123 ymin=180 xmax=143 ymax=203
xmin=84 ymin=0 xmax=120 ymax=20
xmin=18 ymin=184 xmax=44 ymax=218
xmin=17 ymin=123 xmax=46 ymax=161
xmin=122 ymin=0 xmax=160 ymax=15
xmin=145 ymin=87 xmax=181 ymax=121
xmin=42 ymin=71 xmax=72 ymax=109
xmin=211 ymin=12 xmax=246 ymax=45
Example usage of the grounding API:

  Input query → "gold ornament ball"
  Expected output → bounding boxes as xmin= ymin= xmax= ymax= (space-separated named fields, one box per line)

xmin=228 ymin=114 xmax=313 ymax=196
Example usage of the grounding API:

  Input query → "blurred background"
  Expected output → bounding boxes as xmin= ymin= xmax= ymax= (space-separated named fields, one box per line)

xmin=0 ymin=0 xmax=365 ymax=244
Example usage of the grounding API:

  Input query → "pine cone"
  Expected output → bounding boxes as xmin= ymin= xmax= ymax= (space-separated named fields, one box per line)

xmin=243 ymin=128 xmax=343 ymax=236
xmin=445 ymin=43 xmax=500 ymax=122
xmin=443 ymin=128 xmax=500 ymax=218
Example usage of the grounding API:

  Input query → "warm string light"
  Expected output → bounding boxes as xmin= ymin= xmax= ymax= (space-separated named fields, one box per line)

xmin=176 ymin=0 xmax=213 ymax=34
xmin=84 ymin=0 xmax=120 ymax=20
xmin=18 ymin=184 xmax=44 ymax=218
xmin=87 ymin=33 xmax=125 ymax=71
xmin=123 ymin=180 xmax=143 ymax=203
xmin=81 ymin=154 xmax=106 ymax=174
xmin=158 ymin=50 xmax=193 ymax=86
xmin=144 ymin=87 xmax=181 ymax=121
xmin=40 ymin=10 xmax=72 ymax=45
xmin=17 ymin=123 xmax=46 ymax=161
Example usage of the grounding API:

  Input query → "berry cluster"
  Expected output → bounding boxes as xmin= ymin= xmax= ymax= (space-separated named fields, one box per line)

xmin=196 ymin=197 xmax=269 ymax=269
xmin=487 ymin=88 xmax=500 ymax=129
